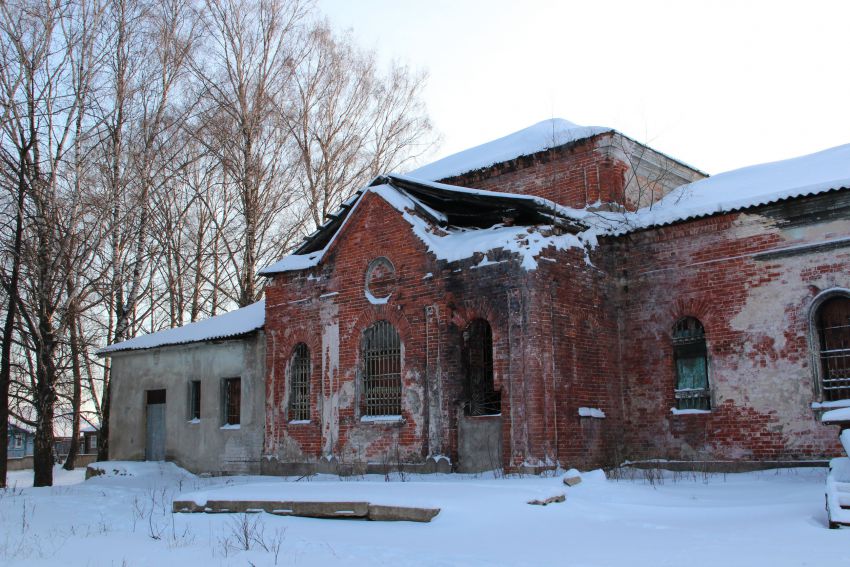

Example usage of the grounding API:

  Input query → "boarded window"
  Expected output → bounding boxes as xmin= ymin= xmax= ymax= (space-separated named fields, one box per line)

xmin=362 ymin=321 xmax=402 ymax=417
xmin=188 ymin=380 xmax=201 ymax=420
xmin=817 ymin=296 xmax=850 ymax=401
xmin=673 ymin=317 xmax=711 ymax=410
xmin=289 ymin=344 xmax=311 ymax=421
xmin=462 ymin=319 xmax=500 ymax=416
xmin=223 ymin=377 xmax=241 ymax=425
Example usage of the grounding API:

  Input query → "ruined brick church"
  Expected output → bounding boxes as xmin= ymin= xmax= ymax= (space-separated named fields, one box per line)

xmin=103 ymin=119 xmax=850 ymax=475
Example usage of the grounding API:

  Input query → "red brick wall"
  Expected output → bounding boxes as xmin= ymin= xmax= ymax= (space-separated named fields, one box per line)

xmin=524 ymin=251 xmax=624 ymax=468
xmin=442 ymin=134 xmax=629 ymax=209
xmin=607 ymin=203 xmax=847 ymax=462
xmin=262 ymin=149 xmax=847 ymax=473
xmin=263 ymin=192 xmax=568 ymax=470
xmin=436 ymin=133 xmax=704 ymax=211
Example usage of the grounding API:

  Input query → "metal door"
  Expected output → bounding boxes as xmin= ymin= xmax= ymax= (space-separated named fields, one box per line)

xmin=145 ymin=390 xmax=166 ymax=461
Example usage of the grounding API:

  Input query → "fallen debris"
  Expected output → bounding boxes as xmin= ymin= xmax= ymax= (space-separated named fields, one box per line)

xmin=563 ymin=469 xmax=582 ymax=486
xmin=172 ymin=499 xmax=440 ymax=523
xmin=527 ymin=494 xmax=566 ymax=506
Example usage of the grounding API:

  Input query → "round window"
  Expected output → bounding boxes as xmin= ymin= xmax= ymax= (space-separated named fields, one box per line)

xmin=364 ymin=257 xmax=397 ymax=304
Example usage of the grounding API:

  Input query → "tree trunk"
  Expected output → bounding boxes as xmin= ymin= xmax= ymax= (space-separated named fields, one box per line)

xmin=97 ymin=381 xmax=110 ymax=462
xmin=63 ymin=308 xmax=83 ymax=471
xmin=0 ymin=163 xmax=26 ymax=489
xmin=32 ymin=354 xmax=57 ymax=487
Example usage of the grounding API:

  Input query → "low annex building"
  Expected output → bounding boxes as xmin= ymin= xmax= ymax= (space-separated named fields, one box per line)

xmin=102 ymin=119 xmax=850 ymax=475
xmin=102 ymin=301 xmax=266 ymax=474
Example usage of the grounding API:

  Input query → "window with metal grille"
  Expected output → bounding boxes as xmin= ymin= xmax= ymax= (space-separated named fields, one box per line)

xmin=673 ymin=317 xmax=711 ymax=410
xmin=223 ymin=377 xmax=241 ymax=425
xmin=816 ymin=296 xmax=850 ymax=402
xmin=289 ymin=344 xmax=311 ymax=421
xmin=188 ymin=380 xmax=201 ymax=420
xmin=462 ymin=319 xmax=500 ymax=416
xmin=362 ymin=321 xmax=402 ymax=417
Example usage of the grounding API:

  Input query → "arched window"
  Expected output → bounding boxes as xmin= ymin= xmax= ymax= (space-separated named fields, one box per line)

xmin=289 ymin=343 xmax=311 ymax=421
xmin=362 ymin=321 xmax=402 ymax=416
xmin=462 ymin=319 xmax=500 ymax=416
xmin=816 ymin=296 xmax=850 ymax=402
xmin=672 ymin=317 xmax=711 ymax=410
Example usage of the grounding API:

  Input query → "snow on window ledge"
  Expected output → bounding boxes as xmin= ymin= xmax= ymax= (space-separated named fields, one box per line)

xmin=288 ymin=420 xmax=311 ymax=425
xmin=360 ymin=415 xmax=403 ymax=424
xmin=187 ymin=418 xmax=200 ymax=424
xmin=822 ymin=407 xmax=850 ymax=423
xmin=220 ymin=423 xmax=241 ymax=430
xmin=812 ymin=399 xmax=850 ymax=410
xmin=670 ymin=408 xmax=711 ymax=415
xmin=578 ymin=407 xmax=606 ymax=419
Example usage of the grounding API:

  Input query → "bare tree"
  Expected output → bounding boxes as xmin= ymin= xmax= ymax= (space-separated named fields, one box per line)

xmin=0 ymin=0 xmax=105 ymax=486
xmin=94 ymin=0 xmax=199 ymax=461
xmin=191 ymin=0 xmax=309 ymax=307
xmin=287 ymin=22 xmax=436 ymax=231
xmin=0 ymin=0 xmax=439 ymax=482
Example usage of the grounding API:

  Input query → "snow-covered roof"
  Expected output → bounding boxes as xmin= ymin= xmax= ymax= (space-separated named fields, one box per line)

xmin=263 ymin=133 xmax=850 ymax=274
xmin=370 ymin=183 xmax=590 ymax=271
xmin=7 ymin=422 xmax=34 ymax=434
xmin=407 ymin=118 xmax=612 ymax=182
xmin=623 ymin=142 xmax=850 ymax=233
xmin=99 ymin=299 xmax=265 ymax=354
xmin=260 ymin=175 xmax=594 ymax=276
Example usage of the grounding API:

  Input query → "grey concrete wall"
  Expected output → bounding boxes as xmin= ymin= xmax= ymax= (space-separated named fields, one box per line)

xmin=108 ymin=332 xmax=266 ymax=475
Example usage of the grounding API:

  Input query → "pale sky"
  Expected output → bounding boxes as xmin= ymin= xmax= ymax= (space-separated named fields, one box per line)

xmin=317 ymin=0 xmax=850 ymax=175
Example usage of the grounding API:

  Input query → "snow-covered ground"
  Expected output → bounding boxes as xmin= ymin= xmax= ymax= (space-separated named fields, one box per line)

xmin=2 ymin=463 xmax=848 ymax=566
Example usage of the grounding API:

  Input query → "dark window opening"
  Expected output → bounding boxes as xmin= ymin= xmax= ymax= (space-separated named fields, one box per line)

xmin=673 ymin=317 xmax=711 ymax=410
xmin=289 ymin=344 xmax=311 ymax=421
xmin=146 ymin=389 xmax=166 ymax=405
xmin=817 ymin=296 xmax=850 ymax=402
xmin=462 ymin=319 xmax=500 ymax=416
xmin=223 ymin=377 xmax=241 ymax=425
xmin=362 ymin=321 xmax=402 ymax=417
xmin=188 ymin=380 xmax=201 ymax=420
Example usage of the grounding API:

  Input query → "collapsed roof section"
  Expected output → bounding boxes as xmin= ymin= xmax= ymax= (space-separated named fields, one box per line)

xmin=262 ymin=129 xmax=850 ymax=275
xmin=259 ymin=174 xmax=592 ymax=276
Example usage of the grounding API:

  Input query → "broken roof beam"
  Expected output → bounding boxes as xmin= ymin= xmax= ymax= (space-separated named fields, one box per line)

xmin=382 ymin=175 xmax=587 ymax=233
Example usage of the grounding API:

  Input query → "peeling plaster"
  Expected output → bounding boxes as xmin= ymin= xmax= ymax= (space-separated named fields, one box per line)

xmin=320 ymin=300 xmax=340 ymax=456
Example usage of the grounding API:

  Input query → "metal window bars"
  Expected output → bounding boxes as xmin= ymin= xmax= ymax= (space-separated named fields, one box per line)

xmin=674 ymin=387 xmax=712 ymax=410
xmin=289 ymin=344 xmax=311 ymax=421
xmin=672 ymin=317 xmax=711 ymax=410
xmin=362 ymin=321 xmax=402 ymax=416
xmin=818 ymin=297 xmax=850 ymax=402
xmin=463 ymin=319 xmax=501 ymax=416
